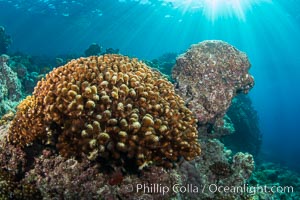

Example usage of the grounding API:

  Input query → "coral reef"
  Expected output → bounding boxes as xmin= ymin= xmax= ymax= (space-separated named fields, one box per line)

xmin=1 ymin=121 xmax=257 ymax=200
xmin=9 ymin=53 xmax=46 ymax=94
xmin=172 ymin=40 xmax=254 ymax=129
xmin=84 ymin=43 xmax=102 ymax=56
xmin=0 ymin=123 xmax=179 ymax=199
xmin=84 ymin=43 xmax=120 ymax=57
xmin=179 ymin=139 xmax=255 ymax=200
xmin=0 ymin=54 xmax=22 ymax=101
xmin=104 ymin=47 xmax=120 ymax=55
xmin=0 ymin=41 xmax=264 ymax=199
xmin=0 ymin=124 xmax=41 ymax=200
xmin=26 ymin=155 xmax=179 ymax=199
xmin=8 ymin=54 xmax=200 ymax=168
xmin=222 ymin=94 xmax=262 ymax=156
xmin=0 ymin=141 xmax=27 ymax=178
xmin=198 ymin=114 xmax=235 ymax=139
xmin=3 ymin=120 xmax=296 ymax=200
xmin=0 ymin=168 xmax=41 ymax=200
xmin=0 ymin=54 xmax=23 ymax=117
xmin=0 ymin=26 xmax=12 ymax=54
xmin=146 ymin=52 xmax=177 ymax=78
xmin=247 ymin=162 xmax=300 ymax=200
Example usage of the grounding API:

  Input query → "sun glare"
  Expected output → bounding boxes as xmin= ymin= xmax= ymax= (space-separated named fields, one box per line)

xmin=164 ymin=0 xmax=268 ymax=21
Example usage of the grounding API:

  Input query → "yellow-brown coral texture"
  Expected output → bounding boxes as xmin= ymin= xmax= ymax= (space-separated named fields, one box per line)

xmin=8 ymin=55 xmax=200 ymax=167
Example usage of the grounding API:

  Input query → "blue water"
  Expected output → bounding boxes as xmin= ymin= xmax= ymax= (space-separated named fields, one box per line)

xmin=1 ymin=0 xmax=300 ymax=171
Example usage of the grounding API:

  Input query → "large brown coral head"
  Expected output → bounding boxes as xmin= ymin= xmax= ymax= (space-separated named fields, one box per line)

xmin=8 ymin=54 xmax=200 ymax=168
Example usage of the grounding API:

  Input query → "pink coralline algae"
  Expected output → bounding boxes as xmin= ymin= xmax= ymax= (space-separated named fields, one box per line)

xmin=172 ymin=40 xmax=254 ymax=127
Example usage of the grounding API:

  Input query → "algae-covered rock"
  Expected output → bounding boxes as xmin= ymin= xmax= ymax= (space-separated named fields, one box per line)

xmin=172 ymin=40 xmax=254 ymax=127
xmin=0 ymin=54 xmax=23 ymax=117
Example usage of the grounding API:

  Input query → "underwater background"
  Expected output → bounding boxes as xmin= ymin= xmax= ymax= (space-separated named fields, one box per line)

xmin=0 ymin=0 xmax=300 ymax=199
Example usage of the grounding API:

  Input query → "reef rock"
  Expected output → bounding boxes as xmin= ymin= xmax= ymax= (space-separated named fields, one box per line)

xmin=0 ymin=54 xmax=23 ymax=117
xmin=172 ymin=40 xmax=254 ymax=128
xmin=179 ymin=139 xmax=255 ymax=199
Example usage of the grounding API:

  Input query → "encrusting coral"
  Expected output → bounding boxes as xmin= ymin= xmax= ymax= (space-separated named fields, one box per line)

xmin=8 ymin=54 xmax=200 ymax=168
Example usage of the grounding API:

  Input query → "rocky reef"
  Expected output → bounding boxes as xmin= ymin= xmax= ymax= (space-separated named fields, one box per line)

xmin=84 ymin=43 xmax=120 ymax=57
xmin=145 ymin=52 xmax=177 ymax=79
xmin=172 ymin=40 xmax=254 ymax=131
xmin=1 ymin=124 xmax=180 ymax=199
xmin=0 ymin=54 xmax=23 ymax=117
xmin=180 ymin=139 xmax=255 ymax=200
xmin=0 ymin=40 xmax=287 ymax=199
xmin=249 ymin=162 xmax=300 ymax=199
xmin=8 ymin=53 xmax=45 ymax=94
xmin=84 ymin=43 xmax=102 ymax=56
xmin=0 ymin=54 xmax=201 ymax=199
xmin=0 ymin=119 xmax=257 ymax=200
xmin=0 ymin=47 xmax=48 ymax=118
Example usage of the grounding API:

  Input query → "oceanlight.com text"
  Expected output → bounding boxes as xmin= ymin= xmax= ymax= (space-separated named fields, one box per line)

xmin=207 ymin=184 xmax=294 ymax=195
